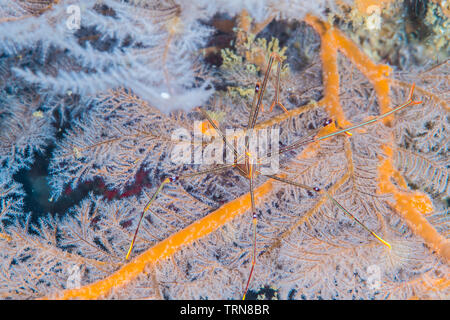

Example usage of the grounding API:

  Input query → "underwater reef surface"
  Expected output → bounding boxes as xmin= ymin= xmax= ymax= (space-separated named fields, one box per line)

xmin=0 ymin=0 xmax=448 ymax=299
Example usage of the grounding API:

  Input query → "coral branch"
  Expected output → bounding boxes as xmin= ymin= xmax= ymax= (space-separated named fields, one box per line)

xmin=49 ymin=180 xmax=273 ymax=299
xmin=378 ymin=144 xmax=450 ymax=263
xmin=304 ymin=16 xmax=347 ymax=126
xmin=304 ymin=14 xmax=392 ymax=124
xmin=46 ymin=14 xmax=447 ymax=299
xmin=304 ymin=14 xmax=448 ymax=264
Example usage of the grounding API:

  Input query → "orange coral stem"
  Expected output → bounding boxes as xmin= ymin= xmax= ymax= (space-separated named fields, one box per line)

xmin=332 ymin=28 xmax=392 ymax=116
xmin=46 ymin=15 xmax=447 ymax=300
xmin=378 ymin=145 xmax=450 ymax=263
xmin=306 ymin=14 xmax=448 ymax=263
xmin=304 ymin=15 xmax=392 ymax=124
xmin=304 ymin=15 xmax=348 ymax=127
xmin=352 ymin=0 xmax=394 ymax=15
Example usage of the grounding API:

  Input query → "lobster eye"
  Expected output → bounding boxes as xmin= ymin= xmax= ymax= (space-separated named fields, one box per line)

xmin=323 ymin=119 xmax=332 ymax=126
xmin=255 ymin=83 xmax=260 ymax=93
xmin=313 ymin=187 xmax=321 ymax=192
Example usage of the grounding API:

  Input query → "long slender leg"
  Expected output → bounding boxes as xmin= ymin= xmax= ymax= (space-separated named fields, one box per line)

xmin=125 ymin=164 xmax=235 ymax=260
xmin=259 ymin=83 xmax=421 ymax=162
xmin=324 ymin=192 xmax=391 ymax=248
xmin=243 ymin=162 xmax=258 ymax=300
xmin=265 ymin=174 xmax=391 ymax=248
xmin=255 ymin=118 xmax=333 ymax=166
xmin=269 ymin=54 xmax=288 ymax=113
xmin=240 ymin=84 xmax=418 ymax=289
xmin=248 ymin=81 xmax=262 ymax=125
xmin=199 ymin=107 xmax=240 ymax=164
xmin=248 ymin=52 xmax=287 ymax=131
xmin=305 ymin=84 xmax=422 ymax=145
xmin=278 ymin=119 xmax=332 ymax=155
xmin=242 ymin=54 xmax=290 ymax=297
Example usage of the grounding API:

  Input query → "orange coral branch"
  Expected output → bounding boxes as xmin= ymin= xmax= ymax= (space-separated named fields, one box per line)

xmin=49 ymin=180 xmax=273 ymax=299
xmin=352 ymin=0 xmax=394 ymax=15
xmin=304 ymin=16 xmax=348 ymax=127
xmin=304 ymin=15 xmax=392 ymax=124
xmin=332 ymin=28 xmax=392 ymax=116
xmin=378 ymin=144 xmax=450 ymax=263
xmin=48 ymin=15 xmax=447 ymax=299
xmin=408 ymin=273 xmax=450 ymax=299
xmin=305 ymin=14 xmax=448 ymax=265
xmin=0 ymin=232 xmax=11 ymax=241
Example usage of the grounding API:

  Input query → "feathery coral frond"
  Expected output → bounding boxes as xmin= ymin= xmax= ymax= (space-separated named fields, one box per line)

xmin=0 ymin=3 xmax=448 ymax=300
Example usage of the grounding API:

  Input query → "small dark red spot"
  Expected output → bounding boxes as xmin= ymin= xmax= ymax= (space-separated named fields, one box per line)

xmin=64 ymin=185 xmax=72 ymax=195
xmin=169 ymin=175 xmax=179 ymax=182
xmin=121 ymin=219 xmax=133 ymax=229
xmin=323 ymin=119 xmax=332 ymax=126
xmin=104 ymin=189 xmax=119 ymax=200
xmin=313 ymin=187 xmax=321 ymax=192
xmin=255 ymin=84 xmax=260 ymax=93
xmin=90 ymin=216 xmax=101 ymax=228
